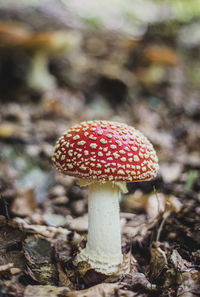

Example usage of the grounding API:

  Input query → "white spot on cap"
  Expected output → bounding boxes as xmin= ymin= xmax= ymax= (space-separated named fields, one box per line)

xmin=116 ymin=140 xmax=122 ymax=146
xmin=113 ymin=152 xmax=120 ymax=159
xmin=84 ymin=150 xmax=89 ymax=155
xmin=61 ymin=155 xmax=66 ymax=161
xmin=119 ymin=150 xmax=125 ymax=154
xmin=77 ymin=141 xmax=86 ymax=146
xmin=68 ymin=150 xmax=73 ymax=157
xmin=100 ymin=138 xmax=107 ymax=144
xmin=90 ymin=143 xmax=98 ymax=149
xmin=80 ymin=165 xmax=87 ymax=171
xmin=122 ymin=135 xmax=128 ymax=140
xmin=67 ymin=164 xmax=73 ymax=169
xmin=89 ymin=135 xmax=97 ymax=140
xmin=134 ymin=155 xmax=140 ymax=162
xmin=117 ymin=169 xmax=125 ymax=175
xmin=139 ymin=152 xmax=144 ymax=158
xmin=110 ymin=144 xmax=117 ymax=149
xmin=131 ymin=146 xmax=137 ymax=152
xmin=73 ymin=135 xmax=80 ymax=140
xmin=121 ymin=157 xmax=126 ymax=162
xmin=97 ymin=130 xmax=103 ymax=135
xmin=98 ymin=151 xmax=103 ymax=157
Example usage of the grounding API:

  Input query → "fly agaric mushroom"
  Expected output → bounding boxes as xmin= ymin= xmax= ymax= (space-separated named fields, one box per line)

xmin=52 ymin=120 xmax=159 ymax=275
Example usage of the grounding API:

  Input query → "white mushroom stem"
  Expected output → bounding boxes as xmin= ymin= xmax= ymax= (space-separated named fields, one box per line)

xmin=77 ymin=182 xmax=123 ymax=274
xmin=27 ymin=50 xmax=56 ymax=91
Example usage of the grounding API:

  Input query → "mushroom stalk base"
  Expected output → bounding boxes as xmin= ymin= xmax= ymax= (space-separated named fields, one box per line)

xmin=76 ymin=182 xmax=122 ymax=275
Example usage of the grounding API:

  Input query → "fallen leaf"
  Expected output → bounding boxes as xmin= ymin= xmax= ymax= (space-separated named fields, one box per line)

xmin=11 ymin=217 xmax=72 ymax=238
xmin=146 ymin=193 xmax=166 ymax=218
xmin=177 ymin=271 xmax=200 ymax=297
xmin=67 ymin=283 xmax=119 ymax=297
xmin=0 ymin=263 xmax=13 ymax=272
xmin=11 ymin=188 xmax=36 ymax=217
xmin=23 ymin=235 xmax=58 ymax=285
xmin=150 ymin=243 xmax=168 ymax=279
xmin=68 ymin=214 xmax=88 ymax=232
xmin=24 ymin=285 xmax=70 ymax=297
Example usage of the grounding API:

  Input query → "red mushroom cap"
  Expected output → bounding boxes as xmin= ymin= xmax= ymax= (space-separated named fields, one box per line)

xmin=52 ymin=120 xmax=159 ymax=182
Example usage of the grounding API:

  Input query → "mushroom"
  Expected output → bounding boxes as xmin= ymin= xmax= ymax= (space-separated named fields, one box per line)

xmin=52 ymin=120 xmax=159 ymax=275
xmin=0 ymin=23 xmax=81 ymax=92
xmin=25 ymin=31 xmax=75 ymax=91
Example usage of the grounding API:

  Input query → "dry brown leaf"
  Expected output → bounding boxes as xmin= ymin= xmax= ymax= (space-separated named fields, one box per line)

xmin=0 ymin=263 xmax=14 ymax=272
xmin=146 ymin=193 xmax=166 ymax=218
xmin=122 ymin=271 xmax=157 ymax=291
xmin=67 ymin=283 xmax=119 ymax=297
xmin=24 ymin=285 xmax=70 ymax=297
xmin=150 ymin=243 xmax=168 ymax=279
xmin=123 ymin=190 xmax=148 ymax=212
xmin=11 ymin=188 xmax=37 ymax=217
xmin=23 ymin=236 xmax=57 ymax=285
xmin=177 ymin=271 xmax=200 ymax=297
xmin=166 ymin=196 xmax=182 ymax=213
xmin=146 ymin=194 xmax=182 ymax=219
xmin=10 ymin=217 xmax=81 ymax=241
xmin=123 ymin=214 xmax=155 ymax=240
xmin=68 ymin=214 xmax=88 ymax=232
xmin=57 ymin=262 xmax=74 ymax=288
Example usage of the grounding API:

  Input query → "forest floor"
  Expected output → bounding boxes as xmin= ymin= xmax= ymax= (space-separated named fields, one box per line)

xmin=0 ymin=2 xmax=200 ymax=296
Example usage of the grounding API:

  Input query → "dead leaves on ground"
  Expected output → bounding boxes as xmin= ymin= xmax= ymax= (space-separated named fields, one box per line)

xmin=24 ymin=283 xmax=118 ymax=297
xmin=150 ymin=244 xmax=200 ymax=296
xmin=0 ymin=195 xmax=200 ymax=296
